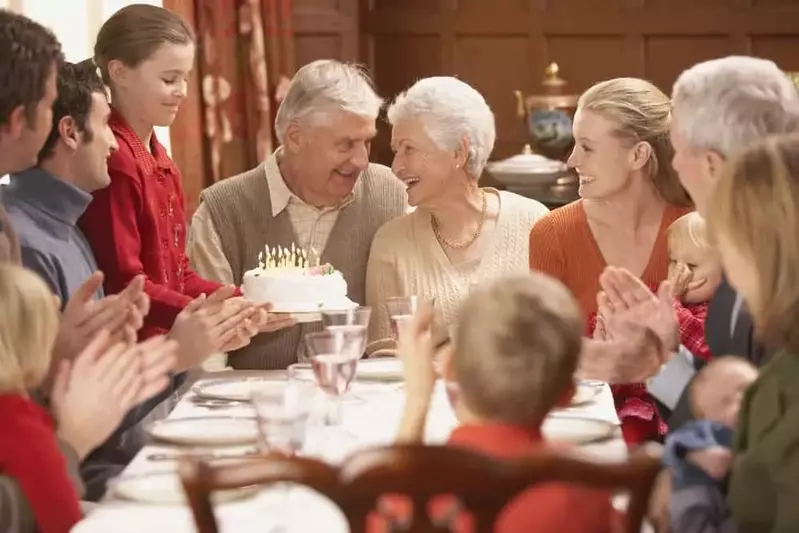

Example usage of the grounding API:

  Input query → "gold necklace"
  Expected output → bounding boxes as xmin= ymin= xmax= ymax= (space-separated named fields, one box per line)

xmin=432 ymin=190 xmax=488 ymax=249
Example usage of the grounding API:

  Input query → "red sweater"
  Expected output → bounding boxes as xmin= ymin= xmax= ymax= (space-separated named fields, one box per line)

xmin=0 ymin=394 xmax=82 ymax=533
xmin=530 ymin=201 xmax=692 ymax=445
xmin=370 ymin=423 xmax=615 ymax=533
xmin=79 ymin=109 xmax=226 ymax=339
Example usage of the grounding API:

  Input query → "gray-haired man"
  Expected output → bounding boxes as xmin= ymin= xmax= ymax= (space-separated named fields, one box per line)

xmin=188 ymin=60 xmax=408 ymax=370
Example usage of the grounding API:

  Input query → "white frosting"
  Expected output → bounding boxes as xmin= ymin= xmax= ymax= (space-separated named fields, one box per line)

xmin=242 ymin=267 xmax=355 ymax=313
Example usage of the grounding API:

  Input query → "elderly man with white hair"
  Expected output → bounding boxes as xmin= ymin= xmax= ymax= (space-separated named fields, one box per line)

xmin=365 ymin=77 xmax=549 ymax=350
xmin=187 ymin=59 xmax=407 ymax=370
xmin=586 ymin=56 xmax=799 ymax=423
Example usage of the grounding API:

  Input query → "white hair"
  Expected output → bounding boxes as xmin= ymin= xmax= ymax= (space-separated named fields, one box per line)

xmin=672 ymin=56 xmax=799 ymax=158
xmin=274 ymin=60 xmax=383 ymax=144
xmin=387 ymin=76 xmax=496 ymax=178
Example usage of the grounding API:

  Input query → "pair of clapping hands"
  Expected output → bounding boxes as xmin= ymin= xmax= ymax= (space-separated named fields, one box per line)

xmin=48 ymin=272 xmax=293 ymax=459
xmin=581 ymin=266 xmax=681 ymax=385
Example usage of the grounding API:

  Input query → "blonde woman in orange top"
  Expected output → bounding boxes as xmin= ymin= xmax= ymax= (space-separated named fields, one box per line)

xmin=529 ymin=78 xmax=693 ymax=445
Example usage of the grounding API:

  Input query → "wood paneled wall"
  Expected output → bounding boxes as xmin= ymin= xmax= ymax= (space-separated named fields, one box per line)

xmin=170 ymin=0 xmax=799 ymax=207
xmin=293 ymin=0 xmax=359 ymax=66
xmin=356 ymin=0 xmax=799 ymax=166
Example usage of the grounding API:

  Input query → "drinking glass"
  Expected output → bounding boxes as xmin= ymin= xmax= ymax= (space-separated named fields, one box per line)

xmin=303 ymin=328 xmax=365 ymax=425
xmin=320 ymin=306 xmax=371 ymax=358
xmin=251 ymin=380 xmax=315 ymax=532
xmin=385 ymin=296 xmax=435 ymax=340
xmin=250 ymin=380 xmax=313 ymax=456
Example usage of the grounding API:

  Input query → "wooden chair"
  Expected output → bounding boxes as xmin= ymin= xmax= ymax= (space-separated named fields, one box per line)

xmin=179 ymin=444 xmax=662 ymax=533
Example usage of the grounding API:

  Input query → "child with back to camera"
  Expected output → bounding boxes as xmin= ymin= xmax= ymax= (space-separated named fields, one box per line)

xmin=662 ymin=356 xmax=757 ymax=533
xmin=390 ymin=273 xmax=618 ymax=533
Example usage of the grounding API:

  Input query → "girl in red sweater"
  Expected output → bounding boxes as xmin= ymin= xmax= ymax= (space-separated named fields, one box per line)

xmin=79 ymin=5 xmax=268 ymax=342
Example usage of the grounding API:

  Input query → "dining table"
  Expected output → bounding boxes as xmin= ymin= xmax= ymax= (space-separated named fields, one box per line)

xmin=72 ymin=362 xmax=629 ymax=533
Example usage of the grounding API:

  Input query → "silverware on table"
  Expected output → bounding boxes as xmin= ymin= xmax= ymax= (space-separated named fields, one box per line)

xmin=190 ymin=397 xmax=249 ymax=409
xmin=146 ymin=449 xmax=260 ymax=462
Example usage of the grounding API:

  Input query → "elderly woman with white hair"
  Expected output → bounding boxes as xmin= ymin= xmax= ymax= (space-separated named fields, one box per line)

xmin=188 ymin=59 xmax=408 ymax=370
xmin=365 ymin=77 xmax=549 ymax=350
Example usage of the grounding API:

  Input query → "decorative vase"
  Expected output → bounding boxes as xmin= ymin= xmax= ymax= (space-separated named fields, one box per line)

xmin=514 ymin=63 xmax=579 ymax=161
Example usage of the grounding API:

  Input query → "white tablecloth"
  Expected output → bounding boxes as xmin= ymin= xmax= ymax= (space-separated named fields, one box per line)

xmin=72 ymin=377 xmax=626 ymax=533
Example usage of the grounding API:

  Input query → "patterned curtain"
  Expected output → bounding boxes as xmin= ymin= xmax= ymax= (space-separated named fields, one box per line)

xmin=164 ymin=0 xmax=295 ymax=214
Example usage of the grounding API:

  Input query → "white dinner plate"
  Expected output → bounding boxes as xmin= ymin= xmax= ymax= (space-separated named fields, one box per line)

xmin=193 ymin=377 xmax=287 ymax=402
xmin=354 ymin=358 xmax=404 ymax=382
xmin=542 ymin=416 xmax=616 ymax=445
xmin=112 ymin=471 xmax=259 ymax=505
xmin=148 ymin=416 xmax=259 ymax=446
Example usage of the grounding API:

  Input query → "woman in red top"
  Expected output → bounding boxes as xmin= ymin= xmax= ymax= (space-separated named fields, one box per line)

xmin=529 ymin=78 xmax=694 ymax=446
xmin=79 ymin=5 xmax=255 ymax=340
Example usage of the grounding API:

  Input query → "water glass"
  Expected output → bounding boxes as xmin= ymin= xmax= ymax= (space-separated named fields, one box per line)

xmin=251 ymin=381 xmax=313 ymax=456
xmin=320 ymin=306 xmax=371 ymax=358
xmin=321 ymin=306 xmax=372 ymax=329
xmin=303 ymin=328 xmax=365 ymax=425
xmin=385 ymin=296 xmax=435 ymax=340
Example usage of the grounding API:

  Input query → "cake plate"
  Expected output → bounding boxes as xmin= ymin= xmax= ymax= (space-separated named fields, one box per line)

xmin=269 ymin=301 xmax=359 ymax=323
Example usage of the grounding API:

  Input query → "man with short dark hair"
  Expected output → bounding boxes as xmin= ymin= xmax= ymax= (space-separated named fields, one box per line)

xmin=0 ymin=8 xmax=62 ymax=263
xmin=0 ymin=9 xmax=148 ymax=366
xmin=5 ymin=60 xmax=116 ymax=302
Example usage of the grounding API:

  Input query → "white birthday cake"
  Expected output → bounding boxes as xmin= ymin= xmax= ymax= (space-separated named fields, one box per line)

xmin=242 ymin=245 xmax=356 ymax=313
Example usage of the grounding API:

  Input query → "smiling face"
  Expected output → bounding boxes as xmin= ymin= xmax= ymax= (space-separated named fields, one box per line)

xmin=284 ymin=109 xmax=376 ymax=206
xmin=109 ymin=42 xmax=194 ymax=128
xmin=390 ymin=116 xmax=461 ymax=208
xmin=72 ymin=92 xmax=118 ymax=192
xmin=568 ymin=109 xmax=644 ymax=200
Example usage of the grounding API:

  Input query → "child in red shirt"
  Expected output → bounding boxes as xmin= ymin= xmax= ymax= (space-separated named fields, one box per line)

xmin=388 ymin=274 xmax=619 ymax=533
xmin=591 ymin=212 xmax=722 ymax=445
xmin=0 ymin=263 xmax=177 ymax=533
xmin=666 ymin=211 xmax=722 ymax=362
xmin=79 ymin=5 xmax=265 ymax=341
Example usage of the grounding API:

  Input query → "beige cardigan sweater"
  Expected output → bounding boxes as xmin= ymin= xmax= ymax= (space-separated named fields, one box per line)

xmin=365 ymin=189 xmax=549 ymax=347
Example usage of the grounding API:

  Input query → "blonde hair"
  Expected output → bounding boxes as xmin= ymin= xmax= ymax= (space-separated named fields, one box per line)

xmin=706 ymin=133 xmax=799 ymax=352
xmin=668 ymin=211 xmax=711 ymax=255
xmin=454 ymin=273 xmax=582 ymax=425
xmin=579 ymin=77 xmax=692 ymax=207
xmin=0 ymin=264 xmax=59 ymax=393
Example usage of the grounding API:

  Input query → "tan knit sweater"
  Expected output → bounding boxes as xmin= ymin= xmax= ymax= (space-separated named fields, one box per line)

xmin=365 ymin=189 xmax=549 ymax=346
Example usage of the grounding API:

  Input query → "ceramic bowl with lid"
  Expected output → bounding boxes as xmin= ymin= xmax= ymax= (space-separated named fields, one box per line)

xmin=484 ymin=144 xmax=568 ymax=187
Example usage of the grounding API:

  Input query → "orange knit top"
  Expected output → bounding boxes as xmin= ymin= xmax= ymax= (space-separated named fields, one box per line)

xmin=529 ymin=200 xmax=692 ymax=318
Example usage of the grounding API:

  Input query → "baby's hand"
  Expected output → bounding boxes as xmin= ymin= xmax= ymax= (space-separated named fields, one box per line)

xmin=687 ymin=446 xmax=733 ymax=479
xmin=667 ymin=262 xmax=693 ymax=298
